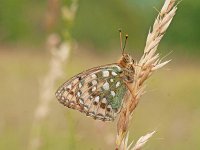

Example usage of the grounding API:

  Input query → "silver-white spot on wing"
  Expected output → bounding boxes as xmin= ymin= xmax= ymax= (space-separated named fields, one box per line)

xmin=66 ymin=84 xmax=72 ymax=90
xmin=91 ymin=74 xmax=97 ymax=79
xmin=116 ymin=81 xmax=120 ymax=87
xmin=78 ymin=83 xmax=82 ymax=88
xmin=92 ymin=86 xmax=97 ymax=92
xmin=111 ymin=71 xmax=117 ymax=76
xmin=102 ymin=70 xmax=109 ymax=77
xmin=77 ymin=91 xmax=81 ymax=97
xmin=92 ymin=80 xmax=98 ymax=85
xmin=111 ymin=91 xmax=115 ymax=97
xmin=103 ymin=81 xmax=109 ymax=90
xmin=94 ymin=96 xmax=100 ymax=103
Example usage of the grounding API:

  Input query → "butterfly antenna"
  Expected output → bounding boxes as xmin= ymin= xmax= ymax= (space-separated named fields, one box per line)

xmin=118 ymin=29 xmax=124 ymax=55
xmin=123 ymin=34 xmax=128 ymax=52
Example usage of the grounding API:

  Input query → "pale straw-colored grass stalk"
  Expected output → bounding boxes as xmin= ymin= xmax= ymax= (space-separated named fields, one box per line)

xmin=28 ymin=1 xmax=78 ymax=149
xmin=116 ymin=0 xmax=178 ymax=149
xmin=119 ymin=131 xmax=156 ymax=150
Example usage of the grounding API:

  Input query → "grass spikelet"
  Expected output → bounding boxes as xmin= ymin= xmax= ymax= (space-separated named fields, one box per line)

xmin=116 ymin=0 xmax=178 ymax=149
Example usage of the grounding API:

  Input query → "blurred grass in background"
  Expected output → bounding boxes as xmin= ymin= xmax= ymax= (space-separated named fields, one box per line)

xmin=0 ymin=0 xmax=200 ymax=54
xmin=0 ymin=0 xmax=200 ymax=150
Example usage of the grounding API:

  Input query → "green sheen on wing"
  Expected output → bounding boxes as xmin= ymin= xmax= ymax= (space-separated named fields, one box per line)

xmin=100 ymin=66 xmax=127 ymax=112
xmin=108 ymin=83 xmax=127 ymax=110
xmin=56 ymin=64 xmax=129 ymax=121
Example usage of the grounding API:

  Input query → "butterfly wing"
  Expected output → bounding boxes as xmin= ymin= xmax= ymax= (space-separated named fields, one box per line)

xmin=55 ymin=63 xmax=130 ymax=121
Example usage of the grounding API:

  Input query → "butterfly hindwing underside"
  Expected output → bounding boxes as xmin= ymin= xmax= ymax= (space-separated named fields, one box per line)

xmin=55 ymin=64 xmax=130 ymax=121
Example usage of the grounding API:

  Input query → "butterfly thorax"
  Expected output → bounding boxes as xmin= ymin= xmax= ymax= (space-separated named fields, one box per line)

xmin=118 ymin=53 xmax=135 ymax=83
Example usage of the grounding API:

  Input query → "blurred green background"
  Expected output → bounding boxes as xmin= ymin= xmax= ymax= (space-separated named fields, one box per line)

xmin=0 ymin=0 xmax=200 ymax=150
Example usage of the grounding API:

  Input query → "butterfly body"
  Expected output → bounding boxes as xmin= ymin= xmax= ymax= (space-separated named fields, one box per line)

xmin=55 ymin=53 xmax=135 ymax=121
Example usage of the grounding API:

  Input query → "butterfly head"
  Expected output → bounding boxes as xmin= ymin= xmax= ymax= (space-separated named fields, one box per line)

xmin=118 ymin=29 xmax=135 ymax=68
xmin=118 ymin=53 xmax=134 ymax=68
xmin=117 ymin=29 xmax=135 ymax=82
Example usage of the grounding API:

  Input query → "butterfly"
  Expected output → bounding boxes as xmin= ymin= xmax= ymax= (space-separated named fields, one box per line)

xmin=55 ymin=30 xmax=136 ymax=121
